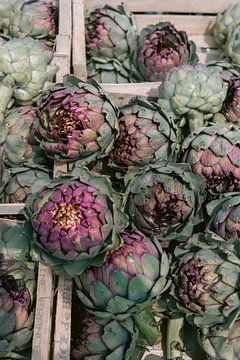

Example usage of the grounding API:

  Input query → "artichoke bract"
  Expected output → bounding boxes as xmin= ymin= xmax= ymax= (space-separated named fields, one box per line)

xmin=71 ymin=311 xmax=140 ymax=360
xmin=0 ymin=0 xmax=58 ymax=39
xmin=0 ymin=220 xmax=31 ymax=262
xmin=225 ymin=23 xmax=240 ymax=66
xmin=198 ymin=316 xmax=240 ymax=360
xmin=207 ymin=61 xmax=240 ymax=85
xmin=169 ymin=232 xmax=240 ymax=328
xmin=158 ymin=64 xmax=228 ymax=133
xmin=213 ymin=4 xmax=240 ymax=49
xmin=4 ymin=167 xmax=52 ymax=203
xmin=109 ymin=97 xmax=178 ymax=168
xmin=207 ymin=193 xmax=240 ymax=240
xmin=34 ymin=76 xmax=119 ymax=164
xmin=25 ymin=167 xmax=128 ymax=277
xmin=0 ymin=106 xmax=46 ymax=167
xmin=75 ymin=230 xmax=170 ymax=320
xmin=125 ymin=163 xmax=205 ymax=241
xmin=135 ymin=22 xmax=198 ymax=82
xmin=0 ymin=260 xmax=36 ymax=354
xmin=182 ymin=124 xmax=240 ymax=197
xmin=0 ymin=162 xmax=9 ymax=199
xmin=222 ymin=77 xmax=240 ymax=124
xmin=0 ymin=37 xmax=58 ymax=120
xmin=87 ymin=58 xmax=135 ymax=84
xmin=85 ymin=4 xmax=137 ymax=63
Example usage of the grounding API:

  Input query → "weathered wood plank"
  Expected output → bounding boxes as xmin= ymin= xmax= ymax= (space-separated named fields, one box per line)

xmin=84 ymin=0 xmax=234 ymax=14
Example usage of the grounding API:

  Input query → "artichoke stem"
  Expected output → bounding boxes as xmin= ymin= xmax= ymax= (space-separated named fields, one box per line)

xmin=166 ymin=315 xmax=185 ymax=359
xmin=188 ymin=112 xmax=204 ymax=133
xmin=0 ymin=84 xmax=13 ymax=123
xmin=133 ymin=308 xmax=161 ymax=346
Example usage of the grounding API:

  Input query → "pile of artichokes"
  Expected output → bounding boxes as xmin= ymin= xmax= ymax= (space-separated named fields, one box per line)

xmin=3 ymin=2 xmax=240 ymax=360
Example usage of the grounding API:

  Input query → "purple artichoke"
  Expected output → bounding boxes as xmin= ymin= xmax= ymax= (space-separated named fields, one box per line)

xmin=0 ymin=106 xmax=46 ymax=167
xmin=34 ymin=76 xmax=119 ymax=164
xmin=182 ymin=124 xmax=240 ymax=197
xmin=222 ymin=77 xmax=240 ymax=124
xmin=125 ymin=163 xmax=205 ymax=241
xmin=4 ymin=166 xmax=52 ymax=203
xmin=26 ymin=167 xmax=128 ymax=277
xmin=86 ymin=4 xmax=137 ymax=62
xmin=75 ymin=229 xmax=170 ymax=320
xmin=109 ymin=97 xmax=178 ymax=168
xmin=135 ymin=22 xmax=198 ymax=82
xmin=0 ymin=260 xmax=36 ymax=353
xmin=207 ymin=193 xmax=240 ymax=240
xmin=169 ymin=232 xmax=240 ymax=328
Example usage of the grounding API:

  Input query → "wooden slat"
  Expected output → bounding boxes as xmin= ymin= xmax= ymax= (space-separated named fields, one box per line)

xmin=85 ymin=0 xmax=235 ymax=14
xmin=53 ymin=275 xmax=73 ymax=360
xmin=190 ymin=35 xmax=215 ymax=49
xmin=73 ymin=0 xmax=87 ymax=80
xmin=135 ymin=14 xmax=216 ymax=35
xmin=31 ymin=264 xmax=54 ymax=360
xmin=0 ymin=203 xmax=25 ymax=215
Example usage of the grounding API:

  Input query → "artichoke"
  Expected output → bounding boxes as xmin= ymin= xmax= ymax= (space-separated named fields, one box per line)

xmin=4 ymin=166 xmax=52 ymax=203
xmin=0 ymin=219 xmax=31 ymax=262
xmin=124 ymin=163 xmax=205 ymax=241
xmin=109 ymin=97 xmax=178 ymax=168
xmin=135 ymin=22 xmax=198 ymax=82
xmin=34 ymin=75 xmax=119 ymax=164
xmin=182 ymin=124 xmax=240 ymax=197
xmin=213 ymin=4 xmax=240 ymax=49
xmin=0 ymin=0 xmax=57 ymax=39
xmin=207 ymin=193 xmax=240 ymax=240
xmin=0 ymin=260 xmax=36 ymax=354
xmin=207 ymin=61 xmax=240 ymax=85
xmin=0 ymin=106 xmax=47 ymax=167
xmin=222 ymin=77 xmax=240 ymax=124
xmin=75 ymin=229 xmax=170 ymax=320
xmin=25 ymin=167 xmax=128 ymax=277
xmin=71 ymin=310 xmax=140 ymax=360
xmin=225 ymin=22 xmax=240 ymax=66
xmin=0 ymin=37 xmax=58 ymax=120
xmin=158 ymin=64 xmax=228 ymax=133
xmin=87 ymin=58 xmax=135 ymax=84
xmin=169 ymin=232 xmax=240 ymax=328
xmin=198 ymin=316 xmax=240 ymax=360
xmin=85 ymin=4 xmax=137 ymax=62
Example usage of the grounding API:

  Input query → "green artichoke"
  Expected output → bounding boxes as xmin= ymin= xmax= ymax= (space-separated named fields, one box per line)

xmin=135 ymin=22 xmax=198 ymax=82
xmin=198 ymin=316 xmax=240 ymax=360
xmin=221 ymin=76 xmax=240 ymax=125
xmin=0 ymin=219 xmax=31 ymax=262
xmin=158 ymin=64 xmax=228 ymax=134
xmin=225 ymin=22 xmax=240 ymax=66
xmin=169 ymin=232 xmax=240 ymax=328
xmin=71 ymin=310 xmax=141 ymax=360
xmin=207 ymin=61 xmax=240 ymax=85
xmin=0 ymin=260 xmax=36 ymax=354
xmin=0 ymin=0 xmax=58 ymax=39
xmin=109 ymin=97 xmax=178 ymax=168
xmin=182 ymin=124 xmax=240 ymax=197
xmin=4 ymin=166 xmax=52 ymax=203
xmin=87 ymin=58 xmax=135 ymax=84
xmin=0 ymin=37 xmax=58 ymax=120
xmin=34 ymin=75 xmax=119 ymax=164
xmin=75 ymin=229 xmax=170 ymax=321
xmin=207 ymin=193 xmax=240 ymax=240
xmin=25 ymin=166 xmax=128 ymax=277
xmin=124 ymin=163 xmax=205 ymax=241
xmin=213 ymin=4 xmax=240 ymax=49
xmin=0 ymin=106 xmax=47 ymax=167
xmin=85 ymin=4 xmax=137 ymax=63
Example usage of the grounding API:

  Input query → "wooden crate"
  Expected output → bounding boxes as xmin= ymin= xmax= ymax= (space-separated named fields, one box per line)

xmin=72 ymin=0 xmax=236 ymax=104
xmin=0 ymin=1 xmax=72 ymax=359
